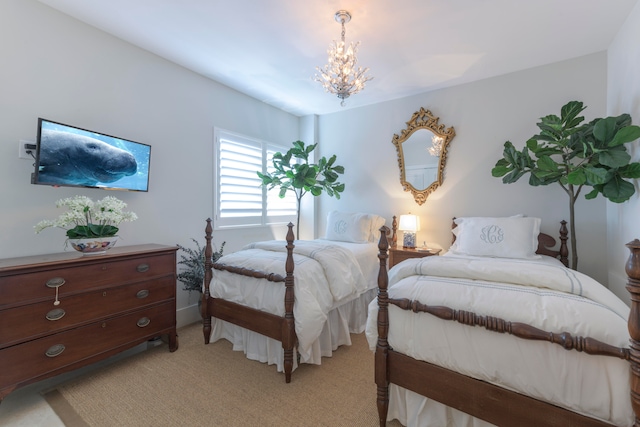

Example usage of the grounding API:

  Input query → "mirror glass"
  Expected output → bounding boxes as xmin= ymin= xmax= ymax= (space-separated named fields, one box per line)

xmin=392 ymin=108 xmax=455 ymax=205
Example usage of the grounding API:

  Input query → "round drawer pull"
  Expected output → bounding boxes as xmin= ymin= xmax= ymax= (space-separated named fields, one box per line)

xmin=136 ymin=289 xmax=150 ymax=299
xmin=137 ymin=317 xmax=151 ymax=328
xmin=46 ymin=277 xmax=65 ymax=288
xmin=46 ymin=308 xmax=66 ymax=321
xmin=136 ymin=263 xmax=150 ymax=273
xmin=45 ymin=344 xmax=65 ymax=358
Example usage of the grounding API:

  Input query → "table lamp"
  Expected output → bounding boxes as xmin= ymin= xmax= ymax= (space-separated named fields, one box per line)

xmin=398 ymin=214 xmax=420 ymax=249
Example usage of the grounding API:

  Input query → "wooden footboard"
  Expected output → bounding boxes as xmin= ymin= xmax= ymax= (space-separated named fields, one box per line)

xmin=375 ymin=226 xmax=640 ymax=427
xmin=201 ymin=218 xmax=297 ymax=382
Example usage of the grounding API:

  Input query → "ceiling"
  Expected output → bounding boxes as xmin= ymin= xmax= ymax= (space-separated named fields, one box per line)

xmin=37 ymin=0 xmax=638 ymax=117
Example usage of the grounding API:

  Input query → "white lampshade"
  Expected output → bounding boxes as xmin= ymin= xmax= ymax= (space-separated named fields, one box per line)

xmin=398 ymin=214 xmax=420 ymax=232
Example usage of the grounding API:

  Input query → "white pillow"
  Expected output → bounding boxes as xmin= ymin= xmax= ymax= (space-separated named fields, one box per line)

xmin=368 ymin=214 xmax=386 ymax=242
xmin=449 ymin=216 xmax=541 ymax=259
xmin=325 ymin=211 xmax=372 ymax=243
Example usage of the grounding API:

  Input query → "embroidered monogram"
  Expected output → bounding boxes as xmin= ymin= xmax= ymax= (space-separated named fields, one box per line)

xmin=480 ymin=225 xmax=504 ymax=244
xmin=334 ymin=219 xmax=348 ymax=235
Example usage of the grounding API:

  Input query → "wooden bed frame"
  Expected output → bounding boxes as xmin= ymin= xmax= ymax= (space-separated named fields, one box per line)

xmin=375 ymin=223 xmax=640 ymax=426
xmin=201 ymin=218 xmax=297 ymax=383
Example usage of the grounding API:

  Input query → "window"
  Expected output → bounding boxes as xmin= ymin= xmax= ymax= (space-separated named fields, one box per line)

xmin=214 ymin=129 xmax=297 ymax=228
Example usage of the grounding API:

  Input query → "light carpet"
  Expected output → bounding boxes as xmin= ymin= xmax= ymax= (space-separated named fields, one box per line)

xmin=45 ymin=323 xmax=402 ymax=427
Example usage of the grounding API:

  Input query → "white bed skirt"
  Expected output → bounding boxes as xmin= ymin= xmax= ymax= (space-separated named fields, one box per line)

xmin=208 ymin=287 xmax=376 ymax=372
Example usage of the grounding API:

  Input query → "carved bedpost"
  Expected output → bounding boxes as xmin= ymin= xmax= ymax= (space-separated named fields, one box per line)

xmin=452 ymin=217 xmax=457 ymax=245
xmin=376 ymin=225 xmax=391 ymax=427
xmin=391 ymin=216 xmax=398 ymax=248
xmin=626 ymin=239 xmax=640 ymax=426
xmin=282 ymin=223 xmax=296 ymax=383
xmin=202 ymin=218 xmax=213 ymax=344
xmin=559 ymin=220 xmax=569 ymax=268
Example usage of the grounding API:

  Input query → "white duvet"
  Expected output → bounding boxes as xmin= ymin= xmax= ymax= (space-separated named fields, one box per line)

xmin=210 ymin=239 xmax=372 ymax=362
xmin=365 ymin=255 xmax=633 ymax=427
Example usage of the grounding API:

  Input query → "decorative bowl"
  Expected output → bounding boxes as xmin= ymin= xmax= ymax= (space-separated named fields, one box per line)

xmin=68 ymin=236 xmax=119 ymax=255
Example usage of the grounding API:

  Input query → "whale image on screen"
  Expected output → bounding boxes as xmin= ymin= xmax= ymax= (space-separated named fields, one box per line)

xmin=33 ymin=119 xmax=151 ymax=192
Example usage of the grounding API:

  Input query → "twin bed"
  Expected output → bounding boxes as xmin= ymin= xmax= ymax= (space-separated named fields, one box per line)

xmin=202 ymin=211 xmax=384 ymax=382
xmin=201 ymin=213 xmax=640 ymax=426
xmin=367 ymin=216 xmax=640 ymax=426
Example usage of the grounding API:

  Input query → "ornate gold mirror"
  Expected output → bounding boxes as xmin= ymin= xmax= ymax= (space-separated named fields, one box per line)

xmin=392 ymin=108 xmax=455 ymax=205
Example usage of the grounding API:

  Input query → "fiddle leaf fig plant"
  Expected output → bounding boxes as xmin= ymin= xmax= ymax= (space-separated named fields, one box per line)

xmin=492 ymin=100 xmax=640 ymax=270
xmin=257 ymin=140 xmax=345 ymax=237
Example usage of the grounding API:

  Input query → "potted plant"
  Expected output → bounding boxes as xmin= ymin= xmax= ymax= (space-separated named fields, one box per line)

xmin=34 ymin=195 xmax=137 ymax=254
xmin=257 ymin=140 xmax=345 ymax=237
xmin=491 ymin=100 xmax=640 ymax=269
xmin=177 ymin=238 xmax=225 ymax=294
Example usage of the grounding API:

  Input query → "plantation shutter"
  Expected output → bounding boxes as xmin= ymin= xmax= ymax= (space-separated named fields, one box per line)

xmin=265 ymin=145 xmax=298 ymax=219
xmin=215 ymin=129 xmax=296 ymax=228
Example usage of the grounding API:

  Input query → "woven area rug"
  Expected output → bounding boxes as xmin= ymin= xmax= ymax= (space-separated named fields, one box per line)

xmin=45 ymin=323 xmax=403 ymax=427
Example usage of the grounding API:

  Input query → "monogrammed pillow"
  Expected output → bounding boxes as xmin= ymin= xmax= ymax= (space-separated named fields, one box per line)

xmin=325 ymin=211 xmax=372 ymax=243
xmin=449 ymin=216 xmax=541 ymax=259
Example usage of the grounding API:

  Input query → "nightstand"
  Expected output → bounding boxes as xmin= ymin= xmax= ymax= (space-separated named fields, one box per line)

xmin=389 ymin=247 xmax=441 ymax=269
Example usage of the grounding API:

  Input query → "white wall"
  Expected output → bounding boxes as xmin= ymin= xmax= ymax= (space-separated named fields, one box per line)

xmin=317 ymin=53 xmax=609 ymax=284
xmin=607 ymin=0 xmax=640 ymax=302
xmin=0 ymin=0 xmax=301 ymax=326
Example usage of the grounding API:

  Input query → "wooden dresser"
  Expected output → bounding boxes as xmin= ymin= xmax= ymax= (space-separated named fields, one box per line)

xmin=0 ymin=244 xmax=178 ymax=401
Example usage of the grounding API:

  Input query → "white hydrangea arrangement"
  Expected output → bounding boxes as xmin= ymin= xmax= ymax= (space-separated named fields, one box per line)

xmin=35 ymin=195 xmax=138 ymax=239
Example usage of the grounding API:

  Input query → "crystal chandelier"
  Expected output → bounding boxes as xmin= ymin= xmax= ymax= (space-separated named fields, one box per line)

xmin=314 ymin=10 xmax=373 ymax=107
xmin=428 ymin=135 xmax=445 ymax=157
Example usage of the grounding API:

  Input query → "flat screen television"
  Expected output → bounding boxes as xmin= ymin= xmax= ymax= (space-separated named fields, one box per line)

xmin=32 ymin=118 xmax=151 ymax=192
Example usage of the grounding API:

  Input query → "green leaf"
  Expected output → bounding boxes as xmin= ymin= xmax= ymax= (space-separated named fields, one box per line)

xmin=503 ymin=168 xmax=526 ymax=184
xmin=292 ymin=140 xmax=305 ymax=151
xmin=584 ymin=188 xmax=600 ymax=200
xmin=491 ymin=161 xmax=511 ymax=177
xmin=609 ymin=125 xmax=640 ymax=147
xmin=566 ymin=168 xmax=586 ymax=185
xmin=583 ymin=166 xmax=609 ymax=185
xmin=602 ymin=176 xmax=635 ymax=203
xmin=526 ymin=138 xmax=539 ymax=152
xmin=598 ymin=149 xmax=631 ymax=168
xmin=593 ymin=117 xmax=618 ymax=144
xmin=560 ymin=101 xmax=586 ymax=128
xmin=536 ymin=155 xmax=557 ymax=171
xmin=502 ymin=141 xmax=517 ymax=165
xmin=528 ymin=173 xmax=544 ymax=186
xmin=619 ymin=162 xmax=640 ymax=179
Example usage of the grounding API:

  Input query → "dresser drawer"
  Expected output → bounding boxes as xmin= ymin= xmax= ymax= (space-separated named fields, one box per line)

xmin=0 ymin=302 xmax=174 ymax=388
xmin=0 ymin=252 xmax=175 ymax=308
xmin=0 ymin=275 xmax=175 ymax=348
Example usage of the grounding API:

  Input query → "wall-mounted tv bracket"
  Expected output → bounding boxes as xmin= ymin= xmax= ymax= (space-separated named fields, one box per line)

xmin=19 ymin=140 xmax=36 ymax=159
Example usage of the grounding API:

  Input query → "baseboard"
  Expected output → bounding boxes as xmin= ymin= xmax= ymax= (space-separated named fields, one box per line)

xmin=176 ymin=303 xmax=201 ymax=328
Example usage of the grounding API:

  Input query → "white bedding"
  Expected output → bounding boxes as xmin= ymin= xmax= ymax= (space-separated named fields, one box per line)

xmin=365 ymin=254 xmax=633 ymax=427
xmin=209 ymin=239 xmax=379 ymax=370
